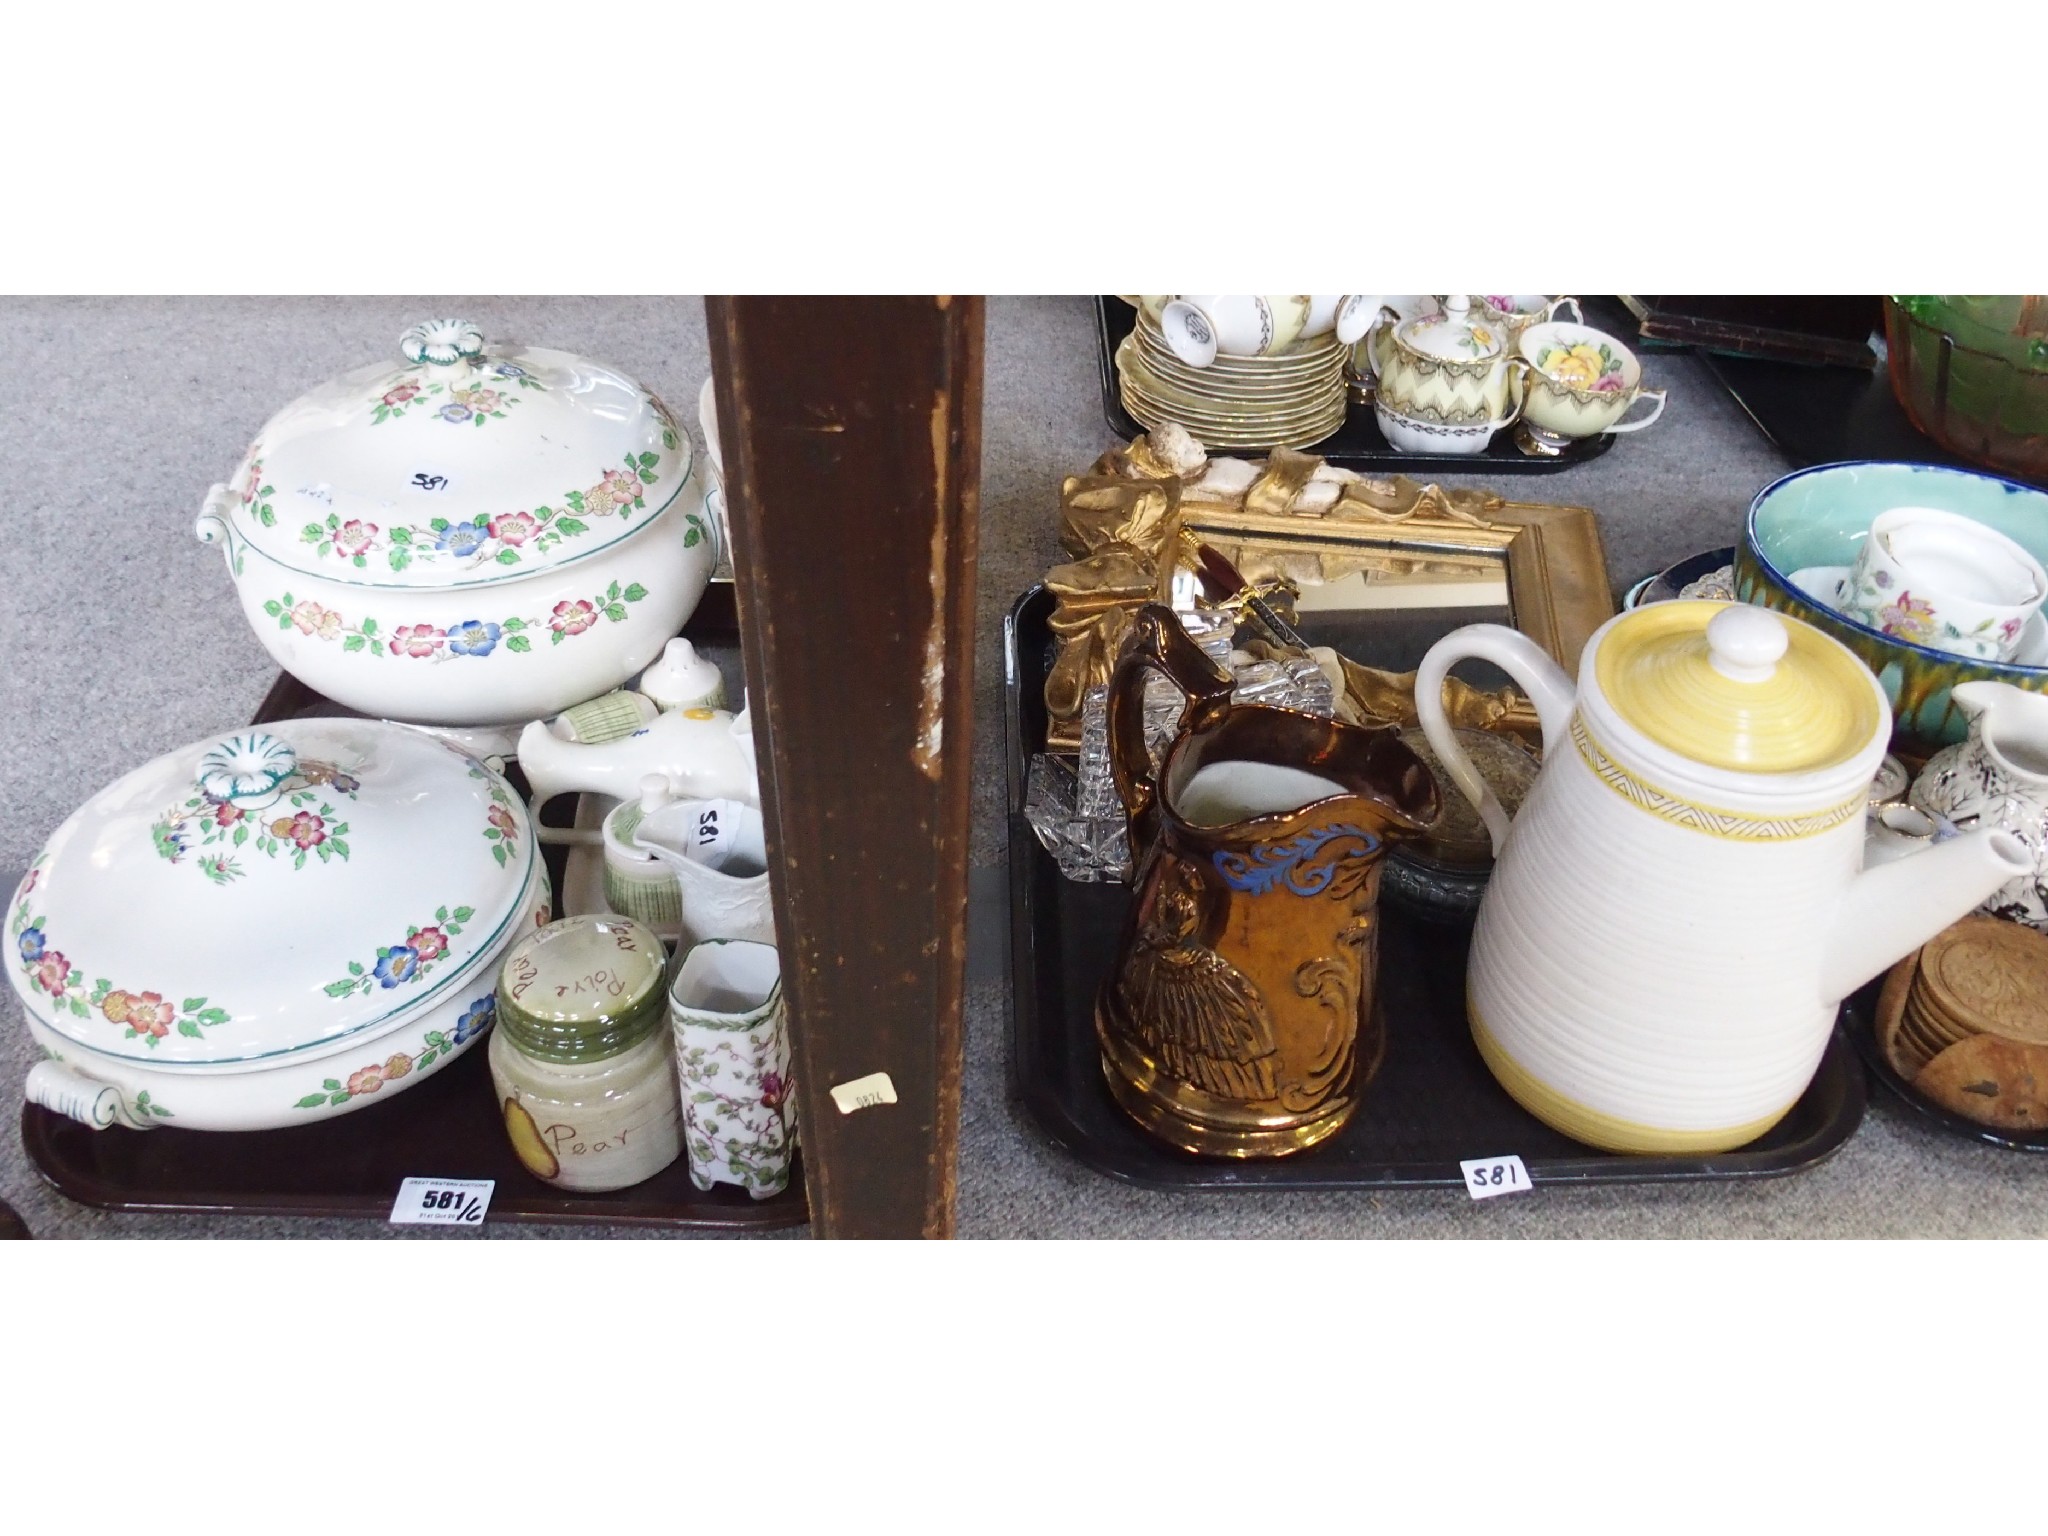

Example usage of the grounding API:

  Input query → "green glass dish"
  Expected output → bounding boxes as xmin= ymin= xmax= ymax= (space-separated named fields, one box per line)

xmin=1887 ymin=296 xmax=2048 ymax=481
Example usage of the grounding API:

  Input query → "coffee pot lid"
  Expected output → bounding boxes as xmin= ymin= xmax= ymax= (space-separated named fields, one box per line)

xmin=1593 ymin=602 xmax=1885 ymax=776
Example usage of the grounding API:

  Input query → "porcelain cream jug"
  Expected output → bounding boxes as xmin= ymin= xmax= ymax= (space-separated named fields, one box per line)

xmin=1098 ymin=606 xmax=1440 ymax=1158
xmin=1415 ymin=601 xmax=2030 ymax=1154
xmin=1909 ymin=680 xmax=2048 ymax=928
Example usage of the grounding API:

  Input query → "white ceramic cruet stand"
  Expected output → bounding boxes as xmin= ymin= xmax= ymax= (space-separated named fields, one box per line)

xmin=12 ymin=719 xmax=547 ymax=1131
xmin=195 ymin=318 xmax=718 ymax=742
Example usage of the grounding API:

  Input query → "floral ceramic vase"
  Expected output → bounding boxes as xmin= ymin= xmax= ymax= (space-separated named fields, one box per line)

xmin=669 ymin=939 xmax=796 ymax=1199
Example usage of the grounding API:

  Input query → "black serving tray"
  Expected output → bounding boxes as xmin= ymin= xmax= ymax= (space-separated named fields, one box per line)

xmin=21 ymin=587 xmax=810 ymax=1231
xmin=1095 ymin=297 xmax=1614 ymax=475
xmin=1005 ymin=584 xmax=1866 ymax=1190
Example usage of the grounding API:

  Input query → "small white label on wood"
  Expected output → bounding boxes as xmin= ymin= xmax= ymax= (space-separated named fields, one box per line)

xmin=828 ymin=1072 xmax=898 ymax=1115
xmin=1459 ymin=1155 xmax=1532 ymax=1201
xmin=390 ymin=1177 xmax=494 ymax=1225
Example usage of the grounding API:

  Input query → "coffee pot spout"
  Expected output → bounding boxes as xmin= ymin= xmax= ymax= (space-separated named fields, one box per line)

xmin=1820 ymin=827 xmax=2033 ymax=1002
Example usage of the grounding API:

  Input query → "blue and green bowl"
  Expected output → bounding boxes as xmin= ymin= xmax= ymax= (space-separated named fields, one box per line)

xmin=1736 ymin=460 xmax=2048 ymax=756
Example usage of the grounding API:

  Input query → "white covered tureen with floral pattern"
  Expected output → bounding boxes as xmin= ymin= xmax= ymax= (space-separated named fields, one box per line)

xmin=196 ymin=318 xmax=716 ymax=737
xmin=13 ymin=718 xmax=551 ymax=1131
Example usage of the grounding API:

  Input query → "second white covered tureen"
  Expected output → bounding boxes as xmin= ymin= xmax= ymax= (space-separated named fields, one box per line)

xmin=195 ymin=318 xmax=716 ymax=736
xmin=13 ymin=718 xmax=551 ymax=1131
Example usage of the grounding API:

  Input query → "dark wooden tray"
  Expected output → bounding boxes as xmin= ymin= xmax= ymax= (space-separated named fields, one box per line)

xmin=1095 ymin=296 xmax=1616 ymax=475
xmin=20 ymin=584 xmax=810 ymax=1231
xmin=1699 ymin=348 xmax=2048 ymax=494
xmin=1004 ymin=584 xmax=1867 ymax=1190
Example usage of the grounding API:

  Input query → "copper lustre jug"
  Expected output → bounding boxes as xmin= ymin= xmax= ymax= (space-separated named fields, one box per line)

xmin=1097 ymin=606 xmax=1441 ymax=1157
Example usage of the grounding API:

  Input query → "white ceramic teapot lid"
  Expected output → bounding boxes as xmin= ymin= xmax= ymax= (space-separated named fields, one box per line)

xmin=220 ymin=318 xmax=698 ymax=591
xmin=1395 ymin=295 xmax=1503 ymax=362
xmin=9 ymin=719 xmax=538 ymax=1066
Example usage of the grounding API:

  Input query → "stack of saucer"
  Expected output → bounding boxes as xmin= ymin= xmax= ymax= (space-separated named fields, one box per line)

xmin=1115 ymin=313 xmax=1348 ymax=450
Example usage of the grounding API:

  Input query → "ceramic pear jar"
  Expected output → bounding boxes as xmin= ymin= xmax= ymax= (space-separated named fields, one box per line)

xmin=1909 ymin=680 xmax=2048 ymax=929
xmin=1415 ymin=601 xmax=2030 ymax=1154
xmin=195 ymin=318 xmax=718 ymax=749
xmin=14 ymin=720 xmax=550 ymax=1132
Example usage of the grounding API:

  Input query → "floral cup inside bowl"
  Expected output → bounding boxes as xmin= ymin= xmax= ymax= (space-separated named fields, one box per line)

xmin=1514 ymin=320 xmax=1666 ymax=456
xmin=1734 ymin=460 xmax=2048 ymax=753
xmin=1839 ymin=506 xmax=2047 ymax=662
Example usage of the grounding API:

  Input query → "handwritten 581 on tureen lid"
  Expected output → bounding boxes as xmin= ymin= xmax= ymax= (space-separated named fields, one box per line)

xmin=210 ymin=317 xmax=694 ymax=591
xmin=8 ymin=720 xmax=538 ymax=1066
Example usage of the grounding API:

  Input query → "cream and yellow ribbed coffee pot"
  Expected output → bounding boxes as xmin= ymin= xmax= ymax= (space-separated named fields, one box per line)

xmin=1415 ymin=601 xmax=2030 ymax=1154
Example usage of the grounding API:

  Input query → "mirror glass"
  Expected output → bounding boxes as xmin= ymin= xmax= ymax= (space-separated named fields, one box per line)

xmin=1172 ymin=530 xmax=1514 ymax=675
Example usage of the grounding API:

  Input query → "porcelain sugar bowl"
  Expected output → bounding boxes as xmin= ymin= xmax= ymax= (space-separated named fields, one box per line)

xmin=13 ymin=719 xmax=550 ymax=1132
xmin=1415 ymin=602 xmax=2029 ymax=1154
xmin=195 ymin=319 xmax=717 ymax=744
xmin=1369 ymin=295 xmax=1522 ymax=454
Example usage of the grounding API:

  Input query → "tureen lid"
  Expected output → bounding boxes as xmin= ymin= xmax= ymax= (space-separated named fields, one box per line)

xmin=220 ymin=318 xmax=696 ymax=591
xmin=9 ymin=719 xmax=538 ymax=1066
xmin=1395 ymin=295 xmax=1503 ymax=362
xmin=1591 ymin=602 xmax=1886 ymax=777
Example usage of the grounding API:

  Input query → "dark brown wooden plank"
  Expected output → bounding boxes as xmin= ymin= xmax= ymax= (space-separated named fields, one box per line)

xmin=706 ymin=297 xmax=982 ymax=1239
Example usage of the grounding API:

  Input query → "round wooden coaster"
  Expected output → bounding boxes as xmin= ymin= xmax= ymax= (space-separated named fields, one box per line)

xmin=1919 ymin=916 xmax=2048 ymax=1047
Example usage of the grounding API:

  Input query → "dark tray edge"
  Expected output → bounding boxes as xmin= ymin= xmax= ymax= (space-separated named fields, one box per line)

xmin=19 ymin=1103 xmax=808 ymax=1229
xmin=1003 ymin=583 xmax=1868 ymax=1193
xmin=1093 ymin=296 xmax=1614 ymax=475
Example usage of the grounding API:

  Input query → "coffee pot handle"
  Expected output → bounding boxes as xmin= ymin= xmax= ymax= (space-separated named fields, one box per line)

xmin=1413 ymin=624 xmax=1577 ymax=856
xmin=1108 ymin=605 xmax=1236 ymax=842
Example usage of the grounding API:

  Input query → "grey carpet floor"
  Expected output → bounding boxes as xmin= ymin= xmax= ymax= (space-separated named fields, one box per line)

xmin=1 ymin=296 xmax=2041 ymax=1237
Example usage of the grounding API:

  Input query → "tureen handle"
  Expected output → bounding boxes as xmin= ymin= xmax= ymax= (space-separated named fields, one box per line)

xmin=400 ymin=317 xmax=487 ymax=369
xmin=195 ymin=482 xmax=235 ymax=552
xmin=197 ymin=733 xmax=300 ymax=808
xmin=1414 ymin=624 xmax=1577 ymax=856
xmin=25 ymin=1060 xmax=153 ymax=1131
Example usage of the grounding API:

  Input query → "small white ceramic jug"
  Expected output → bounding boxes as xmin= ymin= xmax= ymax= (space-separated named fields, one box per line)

xmin=630 ymin=794 xmax=775 ymax=949
xmin=1909 ymin=680 xmax=2048 ymax=928
xmin=1415 ymin=601 xmax=2030 ymax=1154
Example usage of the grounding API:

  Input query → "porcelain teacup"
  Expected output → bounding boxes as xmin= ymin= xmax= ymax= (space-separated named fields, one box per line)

xmin=1477 ymin=295 xmax=1583 ymax=348
xmin=1159 ymin=295 xmax=1311 ymax=368
xmin=1514 ymin=320 xmax=1667 ymax=456
xmin=1838 ymin=506 xmax=2048 ymax=661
